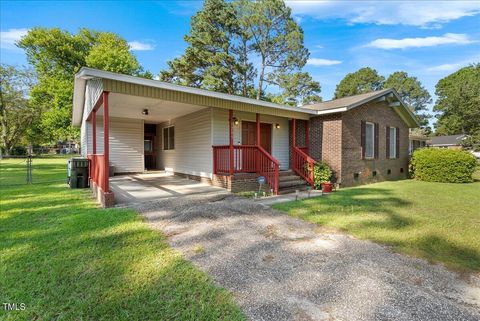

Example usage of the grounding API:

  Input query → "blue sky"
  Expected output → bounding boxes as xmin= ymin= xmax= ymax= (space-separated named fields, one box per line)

xmin=1 ymin=0 xmax=480 ymax=117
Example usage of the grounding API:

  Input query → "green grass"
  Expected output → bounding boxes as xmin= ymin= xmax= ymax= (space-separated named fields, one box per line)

xmin=274 ymin=176 xmax=480 ymax=272
xmin=0 ymin=158 xmax=244 ymax=321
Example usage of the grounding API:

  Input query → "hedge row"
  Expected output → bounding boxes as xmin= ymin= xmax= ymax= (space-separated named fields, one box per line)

xmin=410 ymin=148 xmax=477 ymax=183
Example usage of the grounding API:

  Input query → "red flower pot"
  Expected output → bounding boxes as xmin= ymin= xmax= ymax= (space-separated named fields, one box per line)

xmin=321 ymin=182 xmax=333 ymax=193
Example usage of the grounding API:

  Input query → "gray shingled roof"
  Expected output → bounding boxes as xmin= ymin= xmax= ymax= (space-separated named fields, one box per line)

xmin=429 ymin=134 xmax=466 ymax=146
xmin=302 ymin=88 xmax=392 ymax=111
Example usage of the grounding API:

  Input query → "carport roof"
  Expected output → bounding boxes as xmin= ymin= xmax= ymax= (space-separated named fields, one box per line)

xmin=72 ymin=67 xmax=316 ymax=126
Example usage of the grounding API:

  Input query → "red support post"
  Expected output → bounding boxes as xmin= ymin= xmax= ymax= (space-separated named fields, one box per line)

xmin=103 ymin=91 xmax=110 ymax=192
xmin=92 ymin=110 xmax=97 ymax=154
xmin=292 ymin=118 xmax=296 ymax=148
xmin=305 ymin=119 xmax=310 ymax=153
xmin=256 ymin=113 xmax=260 ymax=173
xmin=256 ymin=113 xmax=260 ymax=146
xmin=292 ymin=118 xmax=296 ymax=170
xmin=229 ymin=109 xmax=234 ymax=176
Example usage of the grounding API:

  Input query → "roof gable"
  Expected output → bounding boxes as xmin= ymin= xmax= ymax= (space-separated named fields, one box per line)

xmin=430 ymin=134 xmax=466 ymax=146
xmin=301 ymin=88 xmax=420 ymax=128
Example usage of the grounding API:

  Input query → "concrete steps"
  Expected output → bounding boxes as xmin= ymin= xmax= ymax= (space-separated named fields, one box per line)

xmin=278 ymin=170 xmax=309 ymax=195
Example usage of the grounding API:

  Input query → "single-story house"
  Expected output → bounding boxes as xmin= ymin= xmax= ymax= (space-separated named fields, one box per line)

xmin=408 ymin=129 xmax=428 ymax=155
xmin=72 ymin=68 xmax=419 ymax=207
xmin=428 ymin=134 xmax=466 ymax=149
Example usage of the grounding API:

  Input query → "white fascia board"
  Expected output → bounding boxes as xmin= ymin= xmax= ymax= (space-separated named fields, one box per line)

xmin=315 ymin=107 xmax=348 ymax=115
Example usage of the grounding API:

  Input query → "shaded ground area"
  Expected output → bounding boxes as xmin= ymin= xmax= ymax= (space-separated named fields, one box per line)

xmin=274 ymin=178 xmax=480 ymax=272
xmin=111 ymin=172 xmax=227 ymax=205
xmin=135 ymin=194 xmax=480 ymax=321
xmin=0 ymin=158 xmax=244 ymax=321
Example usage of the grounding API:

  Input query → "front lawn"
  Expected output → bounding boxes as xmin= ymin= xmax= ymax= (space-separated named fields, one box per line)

xmin=274 ymin=177 xmax=480 ymax=272
xmin=0 ymin=157 xmax=244 ymax=321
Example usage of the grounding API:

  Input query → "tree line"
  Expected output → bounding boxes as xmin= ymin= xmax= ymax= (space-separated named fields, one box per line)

xmin=1 ymin=0 xmax=479 ymax=155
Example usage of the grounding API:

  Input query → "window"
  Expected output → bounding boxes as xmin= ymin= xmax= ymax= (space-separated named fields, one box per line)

xmin=389 ymin=127 xmax=397 ymax=158
xmin=144 ymin=139 xmax=153 ymax=152
xmin=365 ymin=122 xmax=375 ymax=159
xmin=163 ymin=126 xmax=174 ymax=150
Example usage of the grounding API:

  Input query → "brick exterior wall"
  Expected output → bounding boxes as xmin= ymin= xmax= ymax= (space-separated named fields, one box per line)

xmin=341 ymin=101 xmax=409 ymax=186
xmin=309 ymin=114 xmax=343 ymax=183
xmin=174 ymin=172 xmax=272 ymax=193
xmin=309 ymin=102 xmax=410 ymax=187
xmin=288 ymin=119 xmax=308 ymax=155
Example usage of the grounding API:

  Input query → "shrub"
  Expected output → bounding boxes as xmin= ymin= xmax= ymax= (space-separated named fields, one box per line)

xmin=410 ymin=148 xmax=477 ymax=183
xmin=11 ymin=146 xmax=27 ymax=156
xmin=313 ymin=162 xmax=332 ymax=189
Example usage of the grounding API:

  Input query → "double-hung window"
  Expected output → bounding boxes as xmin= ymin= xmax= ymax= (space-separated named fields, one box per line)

xmin=387 ymin=126 xmax=399 ymax=159
xmin=163 ymin=126 xmax=175 ymax=150
xmin=365 ymin=122 xmax=375 ymax=159
xmin=389 ymin=127 xmax=397 ymax=159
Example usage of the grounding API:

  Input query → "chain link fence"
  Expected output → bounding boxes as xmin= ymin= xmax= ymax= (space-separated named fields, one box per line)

xmin=0 ymin=155 xmax=77 ymax=187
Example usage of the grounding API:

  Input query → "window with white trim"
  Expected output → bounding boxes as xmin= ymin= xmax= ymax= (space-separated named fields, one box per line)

xmin=389 ymin=127 xmax=397 ymax=158
xmin=163 ymin=126 xmax=174 ymax=150
xmin=365 ymin=122 xmax=375 ymax=159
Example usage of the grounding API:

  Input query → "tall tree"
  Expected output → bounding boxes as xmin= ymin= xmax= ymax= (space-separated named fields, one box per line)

xmin=18 ymin=28 xmax=149 ymax=142
xmin=160 ymin=0 xmax=244 ymax=94
xmin=237 ymin=0 xmax=309 ymax=100
xmin=434 ymin=64 xmax=480 ymax=136
xmin=269 ymin=72 xmax=321 ymax=106
xmin=0 ymin=65 xmax=38 ymax=155
xmin=161 ymin=0 xmax=319 ymax=103
xmin=334 ymin=67 xmax=385 ymax=98
xmin=385 ymin=71 xmax=432 ymax=127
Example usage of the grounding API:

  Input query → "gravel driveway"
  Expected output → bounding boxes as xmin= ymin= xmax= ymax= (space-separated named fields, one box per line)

xmin=134 ymin=193 xmax=480 ymax=321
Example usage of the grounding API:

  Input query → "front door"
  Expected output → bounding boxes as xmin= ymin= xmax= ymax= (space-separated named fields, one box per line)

xmin=241 ymin=121 xmax=272 ymax=153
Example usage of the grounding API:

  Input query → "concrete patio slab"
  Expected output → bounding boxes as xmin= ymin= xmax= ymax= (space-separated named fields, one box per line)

xmin=110 ymin=171 xmax=227 ymax=205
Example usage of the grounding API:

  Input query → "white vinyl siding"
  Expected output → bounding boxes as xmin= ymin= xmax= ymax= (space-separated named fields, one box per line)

xmin=365 ymin=122 xmax=375 ymax=159
xmin=80 ymin=121 xmax=88 ymax=157
xmin=86 ymin=116 xmax=144 ymax=173
xmin=389 ymin=127 xmax=397 ymax=159
xmin=212 ymin=108 xmax=290 ymax=170
xmin=80 ymin=79 xmax=104 ymax=156
xmin=83 ymin=78 xmax=103 ymax=121
xmin=158 ymin=108 xmax=212 ymax=178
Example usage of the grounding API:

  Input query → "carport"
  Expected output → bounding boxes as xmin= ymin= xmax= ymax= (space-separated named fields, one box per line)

xmin=110 ymin=171 xmax=227 ymax=205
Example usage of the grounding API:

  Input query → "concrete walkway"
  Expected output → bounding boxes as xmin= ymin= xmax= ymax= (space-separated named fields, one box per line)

xmin=133 ymin=194 xmax=480 ymax=321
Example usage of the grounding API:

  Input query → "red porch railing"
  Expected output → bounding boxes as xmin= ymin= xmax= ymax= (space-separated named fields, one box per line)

xmin=213 ymin=145 xmax=280 ymax=194
xmin=257 ymin=146 xmax=280 ymax=195
xmin=292 ymin=146 xmax=316 ymax=187
xmin=87 ymin=154 xmax=107 ymax=192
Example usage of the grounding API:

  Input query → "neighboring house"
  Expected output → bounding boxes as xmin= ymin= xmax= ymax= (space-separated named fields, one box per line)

xmin=409 ymin=129 xmax=428 ymax=155
xmin=428 ymin=134 xmax=466 ymax=149
xmin=72 ymin=68 xmax=419 ymax=206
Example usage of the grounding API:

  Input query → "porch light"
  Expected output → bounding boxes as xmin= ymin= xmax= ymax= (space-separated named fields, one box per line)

xmin=142 ymin=109 xmax=149 ymax=115
xmin=232 ymin=117 xmax=239 ymax=125
xmin=275 ymin=123 xmax=280 ymax=129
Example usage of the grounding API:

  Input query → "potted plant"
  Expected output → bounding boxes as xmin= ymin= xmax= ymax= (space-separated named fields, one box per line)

xmin=313 ymin=162 xmax=333 ymax=192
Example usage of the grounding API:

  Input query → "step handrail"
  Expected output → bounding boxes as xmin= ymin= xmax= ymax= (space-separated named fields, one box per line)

xmin=291 ymin=146 xmax=316 ymax=187
xmin=257 ymin=146 xmax=280 ymax=195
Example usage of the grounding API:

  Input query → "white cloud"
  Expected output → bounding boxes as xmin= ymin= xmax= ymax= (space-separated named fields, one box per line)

xmin=426 ymin=63 xmax=464 ymax=73
xmin=426 ymin=55 xmax=480 ymax=73
xmin=287 ymin=1 xmax=480 ymax=27
xmin=0 ymin=28 xmax=29 ymax=49
xmin=366 ymin=33 xmax=475 ymax=50
xmin=307 ymin=58 xmax=342 ymax=66
xmin=128 ymin=41 xmax=155 ymax=51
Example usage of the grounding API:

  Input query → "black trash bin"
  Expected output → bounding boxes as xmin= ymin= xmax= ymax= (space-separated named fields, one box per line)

xmin=68 ymin=158 xmax=89 ymax=188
